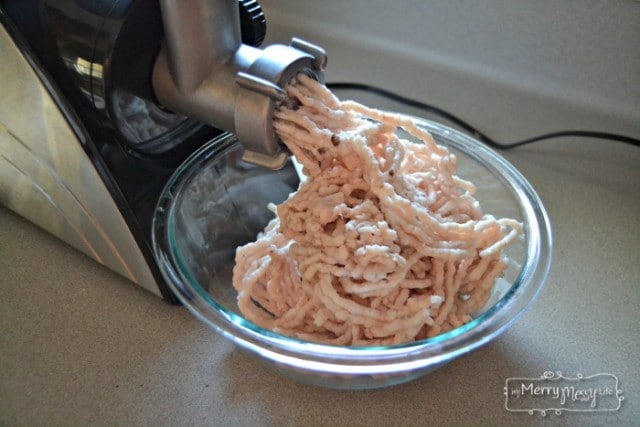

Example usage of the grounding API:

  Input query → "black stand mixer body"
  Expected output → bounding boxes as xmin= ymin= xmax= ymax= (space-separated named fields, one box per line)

xmin=0 ymin=0 xmax=324 ymax=301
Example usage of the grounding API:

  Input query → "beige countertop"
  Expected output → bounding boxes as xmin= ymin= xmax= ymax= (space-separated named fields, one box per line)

xmin=1 ymin=138 xmax=638 ymax=426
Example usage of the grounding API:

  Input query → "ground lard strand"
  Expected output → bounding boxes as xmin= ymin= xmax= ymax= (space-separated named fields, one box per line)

xmin=232 ymin=75 xmax=522 ymax=346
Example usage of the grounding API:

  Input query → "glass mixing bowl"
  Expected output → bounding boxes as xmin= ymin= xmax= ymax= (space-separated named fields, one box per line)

xmin=152 ymin=118 xmax=552 ymax=389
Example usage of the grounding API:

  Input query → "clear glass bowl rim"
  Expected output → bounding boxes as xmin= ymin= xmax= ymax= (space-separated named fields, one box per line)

xmin=151 ymin=118 xmax=553 ymax=376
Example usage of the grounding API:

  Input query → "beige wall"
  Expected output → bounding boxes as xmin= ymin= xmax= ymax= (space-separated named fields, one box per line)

xmin=260 ymin=0 xmax=640 ymax=142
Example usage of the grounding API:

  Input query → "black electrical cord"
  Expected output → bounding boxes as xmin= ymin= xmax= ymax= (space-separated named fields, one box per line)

xmin=326 ymin=82 xmax=640 ymax=149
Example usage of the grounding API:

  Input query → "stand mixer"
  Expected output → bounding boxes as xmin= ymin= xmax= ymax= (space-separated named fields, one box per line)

xmin=0 ymin=0 xmax=326 ymax=302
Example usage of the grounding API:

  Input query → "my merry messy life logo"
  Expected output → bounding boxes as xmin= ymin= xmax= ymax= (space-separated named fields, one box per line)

xmin=504 ymin=371 xmax=624 ymax=416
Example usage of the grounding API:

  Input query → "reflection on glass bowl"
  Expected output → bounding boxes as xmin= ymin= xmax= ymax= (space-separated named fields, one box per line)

xmin=152 ymin=118 xmax=552 ymax=390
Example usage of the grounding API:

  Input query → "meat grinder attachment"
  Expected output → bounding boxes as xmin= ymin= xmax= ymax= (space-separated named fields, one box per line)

xmin=152 ymin=0 xmax=327 ymax=169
